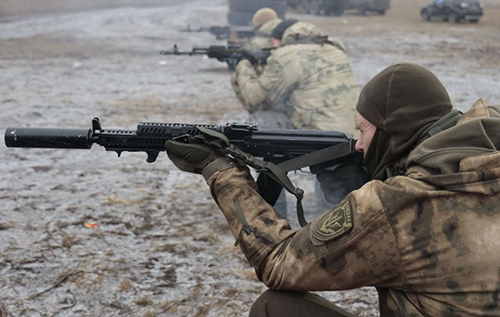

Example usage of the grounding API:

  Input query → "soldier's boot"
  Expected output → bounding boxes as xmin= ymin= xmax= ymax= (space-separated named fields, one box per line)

xmin=249 ymin=290 xmax=357 ymax=317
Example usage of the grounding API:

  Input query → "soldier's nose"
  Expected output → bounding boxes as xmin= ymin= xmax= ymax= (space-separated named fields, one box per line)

xmin=355 ymin=139 xmax=364 ymax=155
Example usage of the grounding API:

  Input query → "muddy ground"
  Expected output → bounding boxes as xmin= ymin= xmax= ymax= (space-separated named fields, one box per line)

xmin=0 ymin=0 xmax=499 ymax=316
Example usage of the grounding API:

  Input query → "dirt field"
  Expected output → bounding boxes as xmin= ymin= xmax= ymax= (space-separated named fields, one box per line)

xmin=0 ymin=0 xmax=499 ymax=316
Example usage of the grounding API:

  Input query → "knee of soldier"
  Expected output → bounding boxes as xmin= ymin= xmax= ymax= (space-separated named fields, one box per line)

xmin=249 ymin=289 xmax=302 ymax=317
xmin=249 ymin=289 xmax=270 ymax=317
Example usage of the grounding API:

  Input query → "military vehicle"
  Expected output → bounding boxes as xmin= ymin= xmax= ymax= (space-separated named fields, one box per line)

xmin=286 ymin=0 xmax=349 ymax=16
xmin=345 ymin=0 xmax=390 ymax=15
xmin=228 ymin=0 xmax=287 ymax=26
xmin=421 ymin=0 xmax=483 ymax=23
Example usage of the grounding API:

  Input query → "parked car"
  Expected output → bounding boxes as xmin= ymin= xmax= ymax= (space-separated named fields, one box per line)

xmin=286 ymin=0 xmax=349 ymax=16
xmin=421 ymin=0 xmax=483 ymax=23
xmin=228 ymin=0 xmax=287 ymax=26
xmin=345 ymin=0 xmax=391 ymax=15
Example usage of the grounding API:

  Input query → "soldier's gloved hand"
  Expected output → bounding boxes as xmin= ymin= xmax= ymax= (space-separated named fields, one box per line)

xmin=316 ymin=164 xmax=370 ymax=205
xmin=164 ymin=139 xmax=225 ymax=174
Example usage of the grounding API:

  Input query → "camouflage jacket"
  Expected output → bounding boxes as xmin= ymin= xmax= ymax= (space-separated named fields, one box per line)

xmin=230 ymin=20 xmax=283 ymax=122
xmin=234 ymin=22 xmax=358 ymax=135
xmin=205 ymin=99 xmax=500 ymax=316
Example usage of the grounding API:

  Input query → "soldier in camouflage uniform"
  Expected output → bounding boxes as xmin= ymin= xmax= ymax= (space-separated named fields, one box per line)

xmin=234 ymin=19 xmax=359 ymax=213
xmin=233 ymin=20 xmax=358 ymax=134
xmin=165 ymin=63 xmax=500 ymax=316
xmin=231 ymin=17 xmax=282 ymax=109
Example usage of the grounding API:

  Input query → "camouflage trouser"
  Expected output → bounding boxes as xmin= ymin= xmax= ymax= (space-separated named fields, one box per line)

xmin=249 ymin=290 xmax=356 ymax=317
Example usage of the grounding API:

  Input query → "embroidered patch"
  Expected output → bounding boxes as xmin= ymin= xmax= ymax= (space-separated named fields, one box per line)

xmin=313 ymin=200 xmax=353 ymax=242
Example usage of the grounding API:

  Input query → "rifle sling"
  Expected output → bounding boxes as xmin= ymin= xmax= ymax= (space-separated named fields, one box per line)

xmin=196 ymin=127 xmax=355 ymax=228
xmin=277 ymin=140 xmax=356 ymax=172
xmin=224 ymin=144 xmax=308 ymax=227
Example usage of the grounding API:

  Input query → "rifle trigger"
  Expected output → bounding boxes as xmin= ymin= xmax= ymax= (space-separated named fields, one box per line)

xmin=146 ymin=151 xmax=159 ymax=163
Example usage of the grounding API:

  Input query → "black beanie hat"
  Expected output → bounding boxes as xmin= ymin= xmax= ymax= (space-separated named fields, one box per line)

xmin=271 ymin=19 xmax=299 ymax=40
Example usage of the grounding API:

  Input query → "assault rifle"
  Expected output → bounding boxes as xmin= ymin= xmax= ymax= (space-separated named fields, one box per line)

xmin=5 ymin=118 xmax=360 ymax=226
xmin=180 ymin=25 xmax=255 ymax=40
xmin=160 ymin=45 xmax=271 ymax=67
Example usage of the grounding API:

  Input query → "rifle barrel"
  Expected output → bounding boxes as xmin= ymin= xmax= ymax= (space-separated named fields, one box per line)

xmin=160 ymin=49 xmax=208 ymax=56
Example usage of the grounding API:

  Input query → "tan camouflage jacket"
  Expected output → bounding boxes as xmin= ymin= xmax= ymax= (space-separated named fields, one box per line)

xmin=205 ymin=99 xmax=500 ymax=316
xmin=233 ymin=22 xmax=358 ymax=135
xmin=231 ymin=19 xmax=282 ymax=119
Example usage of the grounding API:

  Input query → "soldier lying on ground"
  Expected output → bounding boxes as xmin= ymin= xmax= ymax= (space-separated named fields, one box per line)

xmin=165 ymin=63 xmax=500 ymax=316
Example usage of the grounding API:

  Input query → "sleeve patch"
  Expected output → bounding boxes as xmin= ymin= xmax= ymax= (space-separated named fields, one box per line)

xmin=313 ymin=200 xmax=354 ymax=242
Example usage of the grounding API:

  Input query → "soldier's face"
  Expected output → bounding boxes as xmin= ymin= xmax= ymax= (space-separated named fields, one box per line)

xmin=355 ymin=113 xmax=377 ymax=157
xmin=272 ymin=38 xmax=282 ymax=48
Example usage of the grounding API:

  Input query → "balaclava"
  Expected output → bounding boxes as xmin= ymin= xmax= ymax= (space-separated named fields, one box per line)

xmin=356 ymin=63 xmax=453 ymax=180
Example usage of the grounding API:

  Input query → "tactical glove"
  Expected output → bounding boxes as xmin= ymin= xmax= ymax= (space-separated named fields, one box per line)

xmin=165 ymin=139 xmax=239 ymax=179
xmin=165 ymin=139 xmax=224 ymax=174
xmin=316 ymin=164 xmax=370 ymax=205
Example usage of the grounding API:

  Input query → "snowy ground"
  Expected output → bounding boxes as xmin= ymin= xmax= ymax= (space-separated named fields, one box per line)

xmin=1 ymin=0 xmax=499 ymax=316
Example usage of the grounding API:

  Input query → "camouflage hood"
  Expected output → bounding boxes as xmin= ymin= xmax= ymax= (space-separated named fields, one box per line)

xmin=407 ymin=99 xmax=500 ymax=195
xmin=281 ymin=22 xmax=323 ymax=46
